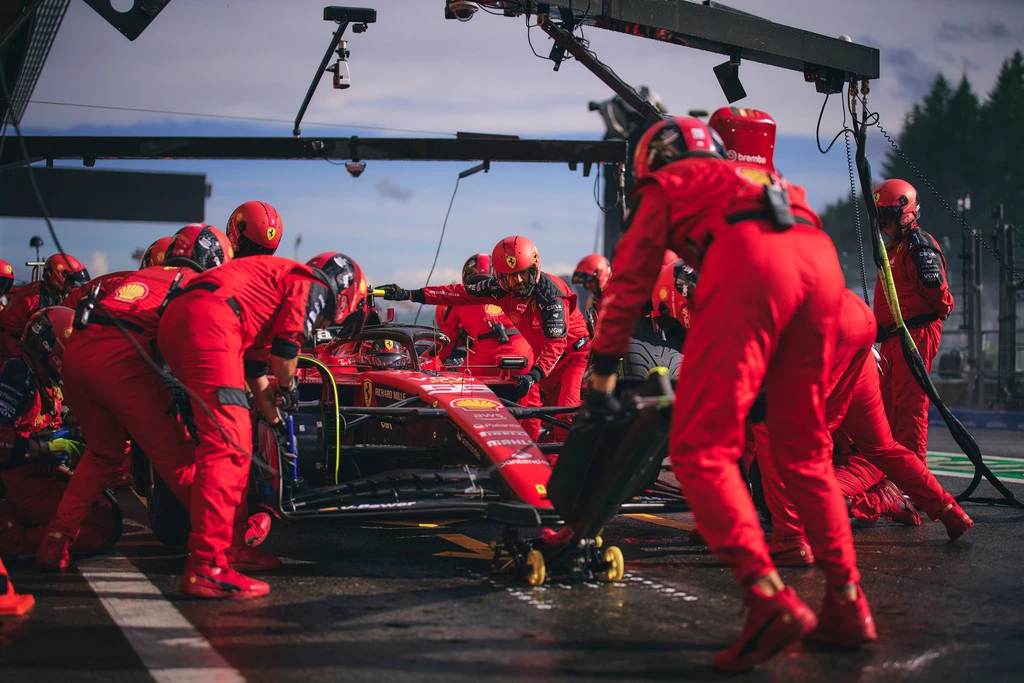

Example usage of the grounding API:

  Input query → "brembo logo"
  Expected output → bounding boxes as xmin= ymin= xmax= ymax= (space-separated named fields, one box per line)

xmin=726 ymin=149 xmax=767 ymax=165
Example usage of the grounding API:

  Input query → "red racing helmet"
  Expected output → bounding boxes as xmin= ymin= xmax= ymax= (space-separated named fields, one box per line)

xmin=492 ymin=236 xmax=541 ymax=297
xmin=0 ymin=259 xmax=14 ymax=296
xmin=662 ymin=249 xmax=680 ymax=267
xmin=572 ymin=254 xmax=611 ymax=295
xmin=22 ymin=306 xmax=75 ymax=386
xmin=166 ymin=224 xmax=234 ymax=272
xmin=708 ymin=107 xmax=776 ymax=171
xmin=633 ymin=116 xmax=725 ymax=179
xmin=874 ymin=179 xmax=919 ymax=231
xmin=461 ymin=253 xmax=493 ymax=286
xmin=140 ymin=236 xmax=174 ymax=269
xmin=306 ymin=252 xmax=369 ymax=339
xmin=227 ymin=200 xmax=283 ymax=257
xmin=43 ymin=254 xmax=90 ymax=296
xmin=652 ymin=259 xmax=698 ymax=329
xmin=358 ymin=338 xmax=412 ymax=370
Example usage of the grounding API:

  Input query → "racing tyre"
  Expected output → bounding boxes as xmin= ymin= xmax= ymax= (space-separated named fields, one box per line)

xmin=619 ymin=328 xmax=681 ymax=386
xmin=150 ymin=466 xmax=190 ymax=547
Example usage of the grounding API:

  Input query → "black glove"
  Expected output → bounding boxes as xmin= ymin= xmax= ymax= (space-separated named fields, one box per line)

xmin=583 ymin=390 xmax=623 ymax=422
xmin=275 ymin=380 xmax=301 ymax=412
xmin=379 ymin=284 xmax=410 ymax=301
xmin=511 ymin=366 xmax=544 ymax=401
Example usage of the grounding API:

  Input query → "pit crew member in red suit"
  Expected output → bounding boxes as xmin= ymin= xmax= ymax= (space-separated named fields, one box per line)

xmin=226 ymin=200 xmax=283 ymax=257
xmin=650 ymin=258 xmax=697 ymax=341
xmin=435 ymin=253 xmax=540 ymax=439
xmin=571 ymin=254 xmax=611 ymax=335
xmin=589 ymin=116 xmax=873 ymax=672
xmin=37 ymin=226 xmax=275 ymax=570
xmin=140 ymin=236 xmax=174 ymax=268
xmin=0 ymin=307 xmax=116 ymax=557
xmin=872 ymin=179 xmax=953 ymax=462
xmin=380 ymin=237 xmax=590 ymax=437
xmin=708 ymin=106 xmax=777 ymax=171
xmin=0 ymin=254 xmax=89 ymax=362
xmin=0 ymin=259 xmax=14 ymax=313
xmin=156 ymin=251 xmax=368 ymax=599
xmin=753 ymin=290 xmax=973 ymax=567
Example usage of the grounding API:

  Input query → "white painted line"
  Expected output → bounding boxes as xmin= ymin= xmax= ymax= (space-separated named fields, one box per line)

xmin=78 ymin=553 xmax=245 ymax=683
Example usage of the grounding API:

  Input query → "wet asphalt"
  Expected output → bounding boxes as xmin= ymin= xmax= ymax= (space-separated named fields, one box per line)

xmin=2 ymin=430 xmax=1023 ymax=682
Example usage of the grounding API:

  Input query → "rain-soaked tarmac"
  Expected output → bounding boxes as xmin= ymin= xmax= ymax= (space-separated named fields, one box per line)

xmin=2 ymin=429 xmax=1023 ymax=682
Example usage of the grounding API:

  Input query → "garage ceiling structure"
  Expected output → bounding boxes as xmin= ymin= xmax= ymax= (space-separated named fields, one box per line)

xmin=0 ymin=1 xmax=879 ymax=225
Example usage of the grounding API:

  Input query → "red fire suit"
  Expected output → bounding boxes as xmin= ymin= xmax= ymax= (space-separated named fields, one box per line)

xmin=417 ymin=274 xmax=590 ymax=414
xmin=47 ymin=267 xmax=201 ymax=543
xmin=873 ymin=224 xmax=953 ymax=462
xmin=0 ymin=281 xmax=64 ymax=362
xmin=157 ymin=256 xmax=330 ymax=567
xmin=0 ymin=359 xmax=115 ymax=554
xmin=435 ymin=303 xmax=541 ymax=439
xmin=592 ymin=157 xmax=859 ymax=589
xmin=757 ymin=290 xmax=958 ymax=541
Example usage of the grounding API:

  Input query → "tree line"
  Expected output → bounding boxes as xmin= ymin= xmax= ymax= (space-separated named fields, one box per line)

xmin=821 ymin=50 xmax=1024 ymax=296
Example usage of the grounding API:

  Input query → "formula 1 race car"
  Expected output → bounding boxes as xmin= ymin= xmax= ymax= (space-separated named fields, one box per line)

xmin=139 ymin=319 xmax=685 ymax=584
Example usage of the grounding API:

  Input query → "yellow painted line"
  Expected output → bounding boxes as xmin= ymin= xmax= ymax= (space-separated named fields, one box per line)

xmin=625 ymin=513 xmax=695 ymax=532
xmin=435 ymin=533 xmax=492 ymax=559
xmin=130 ymin=487 xmax=149 ymax=510
xmin=377 ymin=519 xmax=467 ymax=528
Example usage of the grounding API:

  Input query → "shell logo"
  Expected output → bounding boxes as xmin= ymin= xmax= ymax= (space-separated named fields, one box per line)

xmin=267 ymin=227 xmax=277 ymax=242
xmin=156 ymin=252 xmax=165 ymax=264
xmin=505 ymin=255 xmax=517 ymax=270
xmin=736 ymin=167 xmax=772 ymax=187
xmin=451 ymin=397 xmax=501 ymax=410
xmin=114 ymin=282 xmax=149 ymax=303
xmin=485 ymin=304 xmax=503 ymax=316
xmin=659 ymin=287 xmax=668 ymax=301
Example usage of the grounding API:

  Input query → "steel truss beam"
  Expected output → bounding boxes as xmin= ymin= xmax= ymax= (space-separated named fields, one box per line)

xmin=0 ymin=136 xmax=626 ymax=167
xmin=523 ymin=0 xmax=879 ymax=82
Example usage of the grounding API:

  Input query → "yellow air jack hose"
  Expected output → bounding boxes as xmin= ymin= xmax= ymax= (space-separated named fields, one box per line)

xmin=298 ymin=355 xmax=342 ymax=485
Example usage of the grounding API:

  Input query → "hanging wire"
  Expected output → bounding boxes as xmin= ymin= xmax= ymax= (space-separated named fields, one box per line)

xmin=413 ymin=175 xmax=463 ymax=324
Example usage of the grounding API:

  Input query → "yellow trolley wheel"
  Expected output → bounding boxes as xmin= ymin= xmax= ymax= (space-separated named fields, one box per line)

xmin=604 ymin=546 xmax=625 ymax=582
xmin=594 ymin=535 xmax=603 ymax=549
xmin=526 ymin=549 xmax=546 ymax=587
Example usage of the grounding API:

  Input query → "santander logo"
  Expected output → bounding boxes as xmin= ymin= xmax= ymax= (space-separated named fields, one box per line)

xmin=726 ymin=149 xmax=767 ymax=165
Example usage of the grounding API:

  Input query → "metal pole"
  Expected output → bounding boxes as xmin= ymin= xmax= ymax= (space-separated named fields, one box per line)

xmin=997 ymin=215 xmax=1016 ymax=407
xmin=971 ymin=200 xmax=985 ymax=408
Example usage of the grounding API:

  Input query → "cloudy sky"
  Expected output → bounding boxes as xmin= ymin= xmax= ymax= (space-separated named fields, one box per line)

xmin=2 ymin=0 xmax=1022 ymax=287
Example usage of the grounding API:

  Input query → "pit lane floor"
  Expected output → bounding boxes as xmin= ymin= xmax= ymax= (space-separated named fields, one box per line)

xmin=3 ymin=430 xmax=1024 ymax=682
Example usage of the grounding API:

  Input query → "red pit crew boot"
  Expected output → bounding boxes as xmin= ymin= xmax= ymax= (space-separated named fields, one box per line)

xmin=228 ymin=546 xmax=283 ymax=573
xmin=0 ymin=558 xmax=35 ymax=615
xmin=245 ymin=512 xmax=272 ymax=547
xmin=712 ymin=585 xmax=817 ymax=673
xmin=873 ymin=479 xmax=921 ymax=526
xmin=181 ymin=559 xmax=270 ymax=600
xmin=938 ymin=502 xmax=974 ymax=541
xmin=806 ymin=584 xmax=877 ymax=648
xmin=769 ymin=536 xmax=815 ymax=568
xmin=35 ymin=530 xmax=73 ymax=571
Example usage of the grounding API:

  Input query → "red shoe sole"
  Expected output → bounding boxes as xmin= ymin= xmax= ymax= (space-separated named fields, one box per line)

xmin=714 ymin=610 xmax=818 ymax=673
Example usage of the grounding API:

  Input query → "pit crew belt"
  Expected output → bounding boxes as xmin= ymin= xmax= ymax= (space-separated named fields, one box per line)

xmin=572 ymin=335 xmax=590 ymax=352
xmin=726 ymin=210 xmax=815 ymax=228
xmin=478 ymin=327 xmax=520 ymax=341
xmin=89 ymin=314 xmax=145 ymax=334
xmin=179 ymin=282 xmax=243 ymax=322
xmin=877 ymin=313 xmax=940 ymax=343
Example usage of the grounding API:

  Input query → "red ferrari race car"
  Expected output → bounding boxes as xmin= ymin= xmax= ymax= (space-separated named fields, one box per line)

xmin=141 ymin=319 xmax=683 ymax=584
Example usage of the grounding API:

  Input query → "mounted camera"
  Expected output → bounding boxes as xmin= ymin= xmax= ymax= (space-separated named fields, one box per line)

xmin=331 ymin=40 xmax=351 ymax=89
xmin=444 ymin=1 xmax=479 ymax=22
xmin=346 ymin=161 xmax=366 ymax=177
